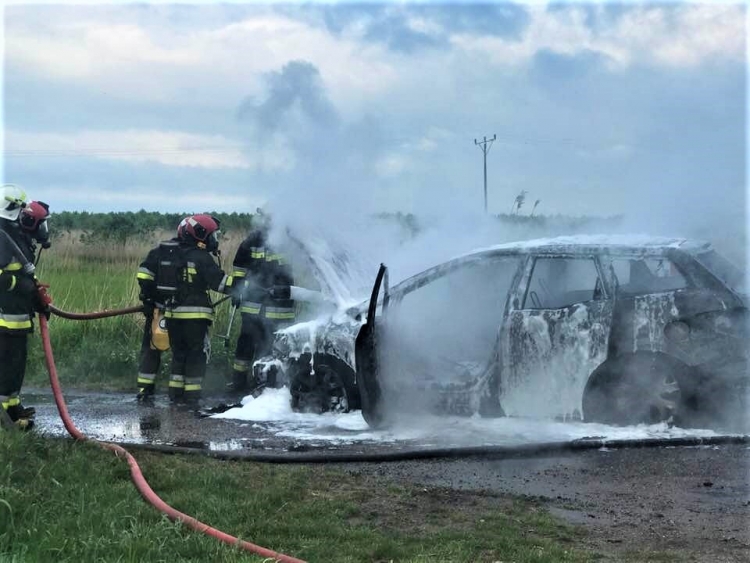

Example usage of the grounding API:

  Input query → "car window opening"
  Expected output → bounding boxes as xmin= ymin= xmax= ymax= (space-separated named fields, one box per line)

xmin=524 ymin=257 xmax=602 ymax=309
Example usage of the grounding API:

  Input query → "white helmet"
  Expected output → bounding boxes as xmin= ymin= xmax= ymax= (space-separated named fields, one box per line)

xmin=0 ymin=184 xmax=27 ymax=221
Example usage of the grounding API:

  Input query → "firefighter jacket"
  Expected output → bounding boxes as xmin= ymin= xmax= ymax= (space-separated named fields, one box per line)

xmin=0 ymin=222 xmax=36 ymax=333
xmin=231 ymin=230 xmax=295 ymax=322
xmin=263 ymin=249 xmax=295 ymax=323
xmin=136 ymin=238 xmax=231 ymax=322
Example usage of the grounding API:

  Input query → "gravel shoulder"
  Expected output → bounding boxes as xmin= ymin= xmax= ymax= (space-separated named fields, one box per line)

xmin=336 ymin=445 xmax=750 ymax=562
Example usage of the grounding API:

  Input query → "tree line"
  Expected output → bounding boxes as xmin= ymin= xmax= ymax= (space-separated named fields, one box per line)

xmin=50 ymin=210 xmax=257 ymax=245
xmin=49 ymin=209 xmax=620 ymax=246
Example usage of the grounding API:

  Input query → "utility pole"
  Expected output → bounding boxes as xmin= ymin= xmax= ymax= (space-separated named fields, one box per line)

xmin=474 ymin=134 xmax=496 ymax=213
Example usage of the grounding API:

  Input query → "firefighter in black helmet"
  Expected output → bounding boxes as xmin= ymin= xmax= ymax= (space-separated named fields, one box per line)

xmin=136 ymin=214 xmax=233 ymax=406
xmin=0 ymin=184 xmax=51 ymax=430
xmin=227 ymin=210 xmax=295 ymax=393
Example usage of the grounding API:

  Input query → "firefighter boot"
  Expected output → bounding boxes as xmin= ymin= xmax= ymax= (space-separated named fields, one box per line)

xmin=182 ymin=377 xmax=202 ymax=410
xmin=8 ymin=403 xmax=36 ymax=420
xmin=136 ymin=384 xmax=155 ymax=405
xmin=0 ymin=406 xmax=14 ymax=431
xmin=226 ymin=371 xmax=247 ymax=393
xmin=227 ymin=359 xmax=250 ymax=393
xmin=168 ymin=375 xmax=185 ymax=404
xmin=4 ymin=404 xmax=34 ymax=431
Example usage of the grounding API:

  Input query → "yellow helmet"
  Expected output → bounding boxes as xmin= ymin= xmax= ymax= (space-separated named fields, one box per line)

xmin=0 ymin=184 xmax=28 ymax=221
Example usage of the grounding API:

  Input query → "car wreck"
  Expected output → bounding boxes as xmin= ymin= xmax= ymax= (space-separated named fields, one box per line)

xmin=252 ymin=235 xmax=748 ymax=431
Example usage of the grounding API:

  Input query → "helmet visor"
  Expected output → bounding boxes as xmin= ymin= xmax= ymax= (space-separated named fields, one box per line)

xmin=35 ymin=220 xmax=50 ymax=243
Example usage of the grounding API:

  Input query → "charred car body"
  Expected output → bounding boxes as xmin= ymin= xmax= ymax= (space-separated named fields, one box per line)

xmin=253 ymin=236 xmax=748 ymax=431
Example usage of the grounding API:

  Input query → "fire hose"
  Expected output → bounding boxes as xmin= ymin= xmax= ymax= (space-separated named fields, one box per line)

xmin=41 ymin=306 xmax=306 ymax=563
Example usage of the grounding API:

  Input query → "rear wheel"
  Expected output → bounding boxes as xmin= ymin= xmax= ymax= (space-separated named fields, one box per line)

xmin=582 ymin=354 xmax=686 ymax=426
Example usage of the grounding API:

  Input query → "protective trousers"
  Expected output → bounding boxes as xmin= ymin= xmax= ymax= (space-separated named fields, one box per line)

xmin=136 ymin=312 xmax=162 ymax=398
xmin=231 ymin=312 xmax=269 ymax=390
xmin=166 ymin=318 xmax=210 ymax=405
xmin=0 ymin=333 xmax=29 ymax=421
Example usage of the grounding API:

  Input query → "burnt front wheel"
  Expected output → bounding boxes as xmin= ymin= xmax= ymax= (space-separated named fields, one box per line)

xmin=582 ymin=354 xmax=686 ymax=426
xmin=290 ymin=355 xmax=360 ymax=414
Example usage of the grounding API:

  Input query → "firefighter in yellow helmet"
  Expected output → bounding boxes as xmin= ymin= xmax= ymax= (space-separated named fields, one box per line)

xmin=0 ymin=185 xmax=51 ymax=430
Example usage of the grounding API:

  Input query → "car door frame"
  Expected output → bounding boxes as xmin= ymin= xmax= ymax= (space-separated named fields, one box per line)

xmin=356 ymin=252 xmax=526 ymax=426
xmin=498 ymin=251 xmax=617 ymax=419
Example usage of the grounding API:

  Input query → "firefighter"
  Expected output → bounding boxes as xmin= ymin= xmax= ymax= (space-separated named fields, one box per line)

xmin=0 ymin=185 xmax=51 ymax=430
xmin=227 ymin=211 xmax=295 ymax=393
xmin=137 ymin=214 xmax=232 ymax=407
xmin=135 ymin=238 xmax=174 ymax=403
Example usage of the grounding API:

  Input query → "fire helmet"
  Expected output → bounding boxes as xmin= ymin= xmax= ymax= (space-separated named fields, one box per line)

xmin=177 ymin=214 xmax=221 ymax=252
xmin=19 ymin=201 xmax=51 ymax=247
xmin=0 ymin=184 xmax=27 ymax=221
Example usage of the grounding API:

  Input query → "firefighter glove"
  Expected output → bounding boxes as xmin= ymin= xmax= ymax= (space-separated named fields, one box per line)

xmin=34 ymin=281 xmax=52 ymax=318
xmin=269 ymin=285 xmax=291 ymax=300
xmin=230 ymin=287 xmax=242 ymax=307
xmin=14 ymin=275 xmax=37 ymax=295
xmin=139 ymin=293 xmax=155 ymax=312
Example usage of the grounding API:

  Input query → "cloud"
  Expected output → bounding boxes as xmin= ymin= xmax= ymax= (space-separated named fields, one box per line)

xmin=449 ymin=4 xmax=745 ymax=69
xmin=321 ymin=3 xmax=531 ymax=52
xmin=5 ymin=129 xmax=291 ymax=170
xmin=3 ymin=0 xmax=745 ymax=248
xmin=5 ymin=6 xmax=398 ymax=111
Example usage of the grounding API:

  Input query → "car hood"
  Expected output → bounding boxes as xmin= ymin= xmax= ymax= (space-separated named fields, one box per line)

xmin=286 ymin=229 xmax=374 ymax=310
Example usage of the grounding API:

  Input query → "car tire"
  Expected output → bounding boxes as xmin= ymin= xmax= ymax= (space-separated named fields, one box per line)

xmin=289 ymin=354 xmax=360 ymax=414
xmin=582 ymin=353 xmax=688 ymax=426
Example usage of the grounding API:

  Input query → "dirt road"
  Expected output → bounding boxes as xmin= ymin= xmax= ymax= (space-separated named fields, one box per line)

xmin=338 ymin=445 xmax=750 ymax=562
xmin=31 ymin=388 xmax=749 ymax=561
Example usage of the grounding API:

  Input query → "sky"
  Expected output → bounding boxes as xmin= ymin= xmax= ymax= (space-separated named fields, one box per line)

xmin=1 ymin=1 xmax=746 ymax=232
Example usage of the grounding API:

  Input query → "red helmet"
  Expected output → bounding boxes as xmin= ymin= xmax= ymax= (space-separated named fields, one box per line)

xmin=19 ymin=200 xmax=51 ymax=247
xmin=178 ymin=214 xmax=220 ymax=252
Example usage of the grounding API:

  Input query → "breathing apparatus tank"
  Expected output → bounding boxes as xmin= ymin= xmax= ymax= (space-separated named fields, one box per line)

xmin=155 ymin=240 xmax=184 ymax=305
xmin=150 ymin=308 xmax=170 ymax=351
xmin=149 ymin=239 xmax=187 ymax=352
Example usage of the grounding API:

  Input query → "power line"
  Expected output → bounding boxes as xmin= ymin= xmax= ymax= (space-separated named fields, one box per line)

xmin=3 ymin=145 xmax=246 ymax=158
xmin=474 ymin=134 xmax=496 ymax=214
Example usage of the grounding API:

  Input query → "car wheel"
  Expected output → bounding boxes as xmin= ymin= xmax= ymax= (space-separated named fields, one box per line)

xmin=582 ymin=354 xmax=685 ymax=426
xmin=289 ymin=355 xmax=360 ymax=414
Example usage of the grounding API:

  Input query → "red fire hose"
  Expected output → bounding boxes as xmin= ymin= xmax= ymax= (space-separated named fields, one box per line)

xmin=49 ymin=304 xmax=144 ymax=319
xmin=41 ymin=309 xmax=306 ymax=563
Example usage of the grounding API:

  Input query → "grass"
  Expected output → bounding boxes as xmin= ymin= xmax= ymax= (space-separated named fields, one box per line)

xmin=0 ymin=430 xmax=594 ymax=563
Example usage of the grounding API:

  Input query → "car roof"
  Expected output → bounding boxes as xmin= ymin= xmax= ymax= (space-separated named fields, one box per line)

xmin=388 ymin=234 xmax=711 ymax=296
xmin=465 ymin=234 xmax=712 ymax=258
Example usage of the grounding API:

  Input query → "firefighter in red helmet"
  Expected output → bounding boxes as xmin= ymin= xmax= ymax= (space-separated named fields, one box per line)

xmin=0 ymin=185 xmax=51 ymax=430
xmin=136 ymin=213 xmax=233 ymax=407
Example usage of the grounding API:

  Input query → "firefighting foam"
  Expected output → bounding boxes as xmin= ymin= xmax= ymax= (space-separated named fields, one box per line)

xmin=214 ymin=387 xmax=725 ymax=447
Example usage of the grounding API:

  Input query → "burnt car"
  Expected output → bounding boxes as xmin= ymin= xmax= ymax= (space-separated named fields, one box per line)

xmin=254 ymin=235 xmax=748 ymax=431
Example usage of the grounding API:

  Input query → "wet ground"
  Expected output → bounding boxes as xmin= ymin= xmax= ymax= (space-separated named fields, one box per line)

xmin=29 ymin=387 xmax=750 ymax=561
xmin=29 ymin=386 xmax=742 ymax=455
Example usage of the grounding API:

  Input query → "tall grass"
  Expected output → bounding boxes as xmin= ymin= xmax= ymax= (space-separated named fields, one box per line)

xmin=26 ymin=232 xmax=245 ymax=391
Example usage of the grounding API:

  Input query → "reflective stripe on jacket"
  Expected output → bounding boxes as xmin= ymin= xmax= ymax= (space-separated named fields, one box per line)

xmin=0 ymin=225 xmax=36 ymax=334
xmin=138 ymin=239 xmax=231 ymax=323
